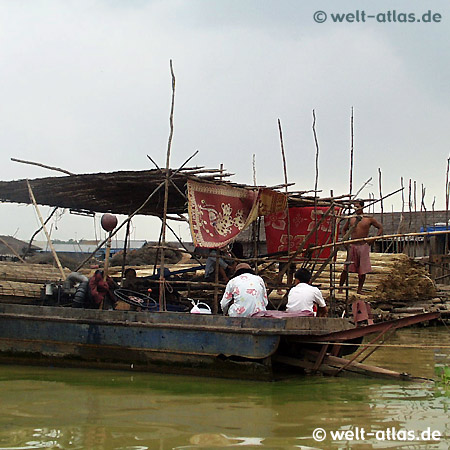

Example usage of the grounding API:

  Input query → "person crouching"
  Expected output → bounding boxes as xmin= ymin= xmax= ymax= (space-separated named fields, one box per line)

xmin=220 ymin=263 xmax=268 ymax=317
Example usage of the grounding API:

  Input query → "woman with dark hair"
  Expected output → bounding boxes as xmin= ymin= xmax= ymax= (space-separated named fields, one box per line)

xmin=220 ymin=263 xmax=268 ymax=317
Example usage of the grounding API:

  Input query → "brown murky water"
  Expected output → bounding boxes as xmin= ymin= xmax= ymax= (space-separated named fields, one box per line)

xmin=0 ymin=327 xmax=449 ymax=449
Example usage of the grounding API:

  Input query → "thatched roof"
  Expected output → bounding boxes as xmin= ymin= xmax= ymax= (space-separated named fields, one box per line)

xmin=0 ymin=168 xmax=239 ymax=217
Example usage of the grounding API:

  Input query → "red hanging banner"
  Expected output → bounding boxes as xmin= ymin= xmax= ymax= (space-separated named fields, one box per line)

xmin=264 ymin=206 xmax=340 ymax=259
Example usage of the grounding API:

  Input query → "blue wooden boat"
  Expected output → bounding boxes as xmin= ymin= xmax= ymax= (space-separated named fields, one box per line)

xmin=0 ymin=169 xmax=442 ymax=379
xmin=0 ymin=303 xmax=439 ymax=380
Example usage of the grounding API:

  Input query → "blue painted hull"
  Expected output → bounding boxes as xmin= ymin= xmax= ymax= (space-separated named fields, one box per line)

xmin=0 ymin=304 xmax=353 ymax=380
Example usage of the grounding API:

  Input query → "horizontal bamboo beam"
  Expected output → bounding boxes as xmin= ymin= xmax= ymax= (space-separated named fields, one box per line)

xmin=308 ymin=230 xmax=450 ymax=253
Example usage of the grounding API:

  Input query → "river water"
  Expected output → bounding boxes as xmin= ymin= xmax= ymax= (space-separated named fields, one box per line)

xmin=0 ymin=327 xmax=449 ymax=450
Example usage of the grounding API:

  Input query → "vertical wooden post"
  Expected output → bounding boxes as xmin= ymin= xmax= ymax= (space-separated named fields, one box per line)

xmin=421 ymin=184 xmax=428 ymax=257
xmin=26 ymin=180 xmax=66 ymax=280
xmin=278 ymin=119 xmax=291 ymax=259
xmin=329 ymin=191 xmax=336 ymax=316
xmin=213 ymin=252 xmax=220 ymax=314
xmin=312 ymin=110 xmax=320 ymax=252
xmin=252 ymin=153 xmax=259 ymax=272
xmin=349 ymin=107 xmax=354 ymax=197
xmin=159 ymin=60 xmax=176 ymax=312
xmin=408 ymin=179 xmax=412 ymax=257
xmin=399 ymin=177 xmax=405 ymax=253
xmin=445 ymin=158 xmax=450 ymax=254
xmin=120 ymin=218 xmax=131 ymax=283
xmin=378 ymin=168 xmax=384 ymax=253
xmin=414 ymin=180 xmax=417 ymax=257
xmin=103 ymin=231 xmax=112 ymax=280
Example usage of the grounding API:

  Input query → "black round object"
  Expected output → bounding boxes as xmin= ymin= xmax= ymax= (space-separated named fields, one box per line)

xmin=114 ymin=288 xmax=157 ymax=310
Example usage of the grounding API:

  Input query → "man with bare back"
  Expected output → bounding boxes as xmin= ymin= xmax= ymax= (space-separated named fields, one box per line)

xmin=339 ymin=200 xmax=383 ymax=294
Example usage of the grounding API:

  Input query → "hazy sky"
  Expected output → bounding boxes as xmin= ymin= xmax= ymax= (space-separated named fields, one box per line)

xmin=1 ymin=0 xmax=449 ymax=242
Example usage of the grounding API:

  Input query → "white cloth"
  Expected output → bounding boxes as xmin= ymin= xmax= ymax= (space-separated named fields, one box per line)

xmin=221 ymin=273 xmax=268 ymax=317
xmin=286 ymin=283 xmax=326 ymax=313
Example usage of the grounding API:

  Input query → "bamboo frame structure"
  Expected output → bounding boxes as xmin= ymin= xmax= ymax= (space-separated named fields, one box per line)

xmin=3 ymin=67 xmax=450 ymax=317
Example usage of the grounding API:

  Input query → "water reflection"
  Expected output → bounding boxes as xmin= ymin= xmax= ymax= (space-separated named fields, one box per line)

xmin=0 ymin=327 xmax=449 ymax=449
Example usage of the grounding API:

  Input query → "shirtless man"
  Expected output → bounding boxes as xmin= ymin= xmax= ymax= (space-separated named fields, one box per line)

xmin=339 ymin=200 xmax=383 ymax=294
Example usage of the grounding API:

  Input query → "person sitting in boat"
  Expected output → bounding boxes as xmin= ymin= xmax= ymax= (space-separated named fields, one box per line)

xmin=88 ymin=269 xmax=117 ymax=310
xmin=286 ymin=268 xmax=328 ymax=317
xmin=229 ymin=241 xmax=244 ymax=260
xmin=204 ymin=247 xmax=236 ymax=283
xmin=121 ymin=267 xmax=149 ymax=291
xmin=220 ymin=263 xmax=268 ymax=317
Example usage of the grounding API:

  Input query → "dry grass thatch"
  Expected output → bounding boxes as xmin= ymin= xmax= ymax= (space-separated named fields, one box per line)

xmin=368 ymin=258 xmax=436 ymax=302
xmin=110 ymin=243 xmax=183 ymax=266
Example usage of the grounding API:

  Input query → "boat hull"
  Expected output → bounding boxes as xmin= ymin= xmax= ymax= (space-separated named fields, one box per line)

xmin=0 ymin=303 xmax=353 ymax=380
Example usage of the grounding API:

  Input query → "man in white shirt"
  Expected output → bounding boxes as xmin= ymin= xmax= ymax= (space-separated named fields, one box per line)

xmin=286 ymin=268 xmax=328 ymax=317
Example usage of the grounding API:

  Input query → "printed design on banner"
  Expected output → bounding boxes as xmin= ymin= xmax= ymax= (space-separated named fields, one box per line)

xmin=264 ymin=206 xmax=341 ymax=260
xmin=278 ymin=234 xmax=306 ymax=252
xmin=197 ymin=200 xmax=246 ymax=237
xmin=264 ymin=209 xmax=287 ymax=231
xmin=187 ymin=180 xmax=287 ymax=248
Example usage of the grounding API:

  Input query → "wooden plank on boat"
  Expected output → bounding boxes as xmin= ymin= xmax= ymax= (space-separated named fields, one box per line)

xmin=304 ymin=350 xmax=411 ymax=380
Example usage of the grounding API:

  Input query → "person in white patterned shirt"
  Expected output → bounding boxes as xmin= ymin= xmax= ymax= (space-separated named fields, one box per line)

xmin=220 ymin=263 xmax=268 ymax=317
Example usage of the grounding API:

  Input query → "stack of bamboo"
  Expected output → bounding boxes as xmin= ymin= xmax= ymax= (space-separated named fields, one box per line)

xmin=313 ymin=251 xmax=436 ymax=302
xmin=0 ymin=261 xmax=70 ymax=301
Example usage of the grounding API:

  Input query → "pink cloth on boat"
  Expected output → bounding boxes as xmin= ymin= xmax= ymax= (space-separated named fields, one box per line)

xmin=251 ymin=310 xmax=314 ymax=318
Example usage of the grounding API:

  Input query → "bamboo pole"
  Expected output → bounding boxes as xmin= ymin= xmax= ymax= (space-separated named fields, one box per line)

xmin=414 ymin=180 xmax=417 ymax=257
xmin=312 ymin=110 xmax=320 ymax=269
xmin=11 ymin=157 xmax=74 ymax=176
xmin=378 ymin=168 xmax=384 ymax=252
xmin=103 ymin=231 xmax=112 ymax=281
xmin=120 ymin=218 xmax=131 ymax=282
xmin=308 ymin=229 xmax=450 ymax=253
xmin=349 ymin=107 xmax=354 ymax=197
xmin=159 ymin=59 xmax=176 ymax=312
xmin=213 ymin=252 xmax=220 ymax=314
xmin=407 ymin=179 xmax=412 ymax=256
xmin=352 ymin=177 xmax=372 ymax=200
xmin=26 ymin=180 xmax=66 ymax=280
xmin=252 ymin=154 xmax=259 ymax=271
xmin=278 ymin=119 xmax=291 ymax=262
xmin=446 ymin=158 xmax=450 ymax=253
xmin=329 ymin=192 xmax=336 ymax=315
xmin=421 ymin=184 xmax=428 ymax=256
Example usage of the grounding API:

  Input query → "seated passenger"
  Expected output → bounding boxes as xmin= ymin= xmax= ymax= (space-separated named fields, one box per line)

xmin=229 ymin=241 xmax=244 ymax=260
xmin=204 ymin=248 xmax=235 ymax=283
xmin=220 ymin=263 xmax=268 ymax=317
xmin=88 ymin=270 xmax=117 ymax=310
xmin=286 ymin=268 xmax=328 ymax=317
xmin=122 ymin=268 xmax=139 ymax=290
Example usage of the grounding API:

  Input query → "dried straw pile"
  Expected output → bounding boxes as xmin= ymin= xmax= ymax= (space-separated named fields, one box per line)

xmin=110 ymin=243 xmax=183 ymax=266
xmin=368 ymin=256 xmax=436 ymax=302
